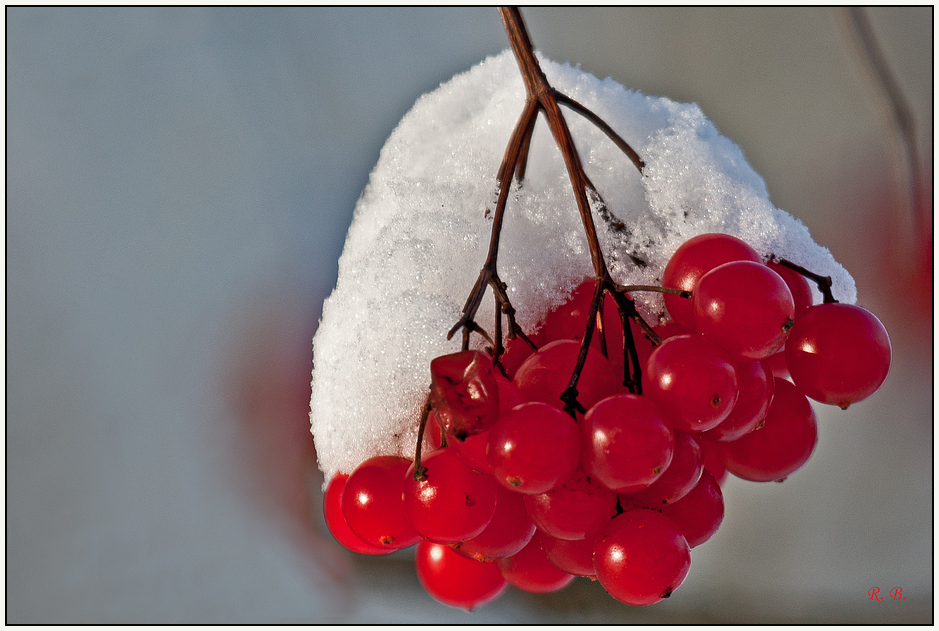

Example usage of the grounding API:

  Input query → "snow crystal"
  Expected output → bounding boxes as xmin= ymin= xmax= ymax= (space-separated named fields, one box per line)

xmin=310 ymin=50 xmax=855 ymax=483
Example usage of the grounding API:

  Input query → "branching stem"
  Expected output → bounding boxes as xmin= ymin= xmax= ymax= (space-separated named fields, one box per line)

xmin=449 ymin=7 xmax=656 ymax=411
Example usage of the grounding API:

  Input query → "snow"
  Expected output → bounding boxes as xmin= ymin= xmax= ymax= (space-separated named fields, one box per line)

xmin=310 ymin=49 xmax=855 ymax=483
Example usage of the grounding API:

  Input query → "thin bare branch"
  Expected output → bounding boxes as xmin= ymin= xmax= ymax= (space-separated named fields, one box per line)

xmin=845 ymin=7 xmax=926 ymax=244
xmin=448 ymin=7 xmax=660 ymax=407
xmin=554 ymin=90 xmax=645 ymax=173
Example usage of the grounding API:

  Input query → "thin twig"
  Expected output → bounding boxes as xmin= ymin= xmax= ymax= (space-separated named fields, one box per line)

xmin=560 ymin=278 xmax=605 ymax=416
xmin=845 ymin=7 xmax=926 ymax=245
xmin=554 ymin=90 xmax=645 ymax=173
xmin=448 ymin=98 xmax=540 ymax=347
xmin=615 ymin=284 xmax=692 ymax=299
xmin=515 ymin=109 xmax=538 ymax=183
xmin=775 ymin=257 xmax=837 ymax=304
xmin=412 ymin=395 xmax=433 ymax=481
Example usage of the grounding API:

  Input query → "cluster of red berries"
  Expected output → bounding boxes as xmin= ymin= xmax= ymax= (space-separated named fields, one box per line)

xmin=321 ymin=233 xmax=891 ymax=610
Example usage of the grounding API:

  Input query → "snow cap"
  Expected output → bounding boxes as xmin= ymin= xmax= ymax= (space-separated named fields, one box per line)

xmin=311 ymin=50 xmax=854 ymax=482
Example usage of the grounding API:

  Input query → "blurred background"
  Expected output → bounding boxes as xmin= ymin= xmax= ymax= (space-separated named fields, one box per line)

xmin=7 ymin=7 xmax=932 ymax=623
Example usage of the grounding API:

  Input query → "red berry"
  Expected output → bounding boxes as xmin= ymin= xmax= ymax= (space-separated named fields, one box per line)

xmin=494 ymin=372 xmax=526 ymax=411
xmin=430 ymin=350 xmax=500 ymax=440
xmin=765 ymin=350 xmax=790 ymax=380
xmin=523 ymin=469 xmax=619 ymax=540
xmin=581 ymin=394 xmax=675 ymax=493
xmin=446 ymin=426 xmax=491 ymax=474
xmin=626 ymin=431 xmax=703 ymax=506
xmin=785 ymin=303 xmax=891 ymax=408
xmin=700 ymin=359 xmax=774 ymax=442
xmin=698 ymin=438 xmax=728 ymax=486
xmin=415 ymin=540 xmax=507 ymax=610
xmin=659 ymin=469 xmax=724 ymax=547
xmin=499 ymin=337 xmax=536 ymax=379
xmin=692 ymin=261 xmax=795 ymax=360
xmin=650 ymin=319 xmax=691 ymax=347
xmin=662 ymin=233 xmax=762 ymax=328
xmin=592 ymin=509 xmax=691 ymax=606
xmin=767 ymin=260 xmax=814 ymax=314
xmin=323 ymin=474 xmax=394 ymax=555
xmin=341 ymin=455 xmax=421 ymax=550
xmin=644 ymin=334 xmax=739 ymax=433
xmin=723 ymin=378 xmax=818 ymax=482
xmin=497 ymin=531 xmax=576 ymax=593
xmin=487 ymin=402 xmax=581 ymax=494
xmin=536 ymin=280 xmax=597 ymax=344
xmin=540 ymin=531 xmax=597 ymax=577
xmin=453 ymin=484 xmax=536 ymax=561
xmin=404 ymin=448 xmax=498 ymax=544
xmin=448 ymin=374 xmax=525 ymax=474
xmin=514 ymin=339 xmax=620 ymax=411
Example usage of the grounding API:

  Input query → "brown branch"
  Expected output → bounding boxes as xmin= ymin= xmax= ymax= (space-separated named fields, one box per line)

xmin=614 ymin=284 xmax=692 ymax=299
xmin=845 ymin=8 xmax=927 ymax=246
xmin=447 ymin=97 xmax=540 ymax=349
xmin=554 ymin=90 xmax=645 ymax=173
xmin=412 ymin=395 xmax=433 ymax=481
xmin=449 ymin=7 xmax=658 ymax=410
xmin=500 ymin=7 xmax=608 ymax=280
xmin=499 ymin=6 xmax=660 ymax=406
xmin=774 ymin=257 xmax=837 ymax=304
xmin=560 ymin=278 xmax=605 ymax=416
xmin=606 ymin=290 xmax=646 ymax=393
xmin=514 ymin=107 xmax=538 ymax=183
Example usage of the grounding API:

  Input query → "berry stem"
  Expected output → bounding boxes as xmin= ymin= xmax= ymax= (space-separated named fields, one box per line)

xmin=500 ymin=7 xmax=607 ymax=278
xmin=609 ymin=288 xmax=657 ymax=392
xmin=514 ymin=104 xmax=538 ymax=184
xmin=413 ymin=395 xmax=433 ymax=481
xmin=619 ymin=300 xmax=642 ymax=394
xmin=615 ymin=284 xmax=692 ymax=299
xmin=774 ymin=257 xmax=838 ymax=304
xmin=561 ymin=279 xmax=605 ymax=416
xmin=554 ymin=90 xmax=645 ymax=174
xmin=448 ymin=97 xmax=541 ymax=350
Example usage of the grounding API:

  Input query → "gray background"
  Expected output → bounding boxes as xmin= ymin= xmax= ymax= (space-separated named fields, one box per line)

xmin=7 ymin=7 xmax=932 ymax=623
